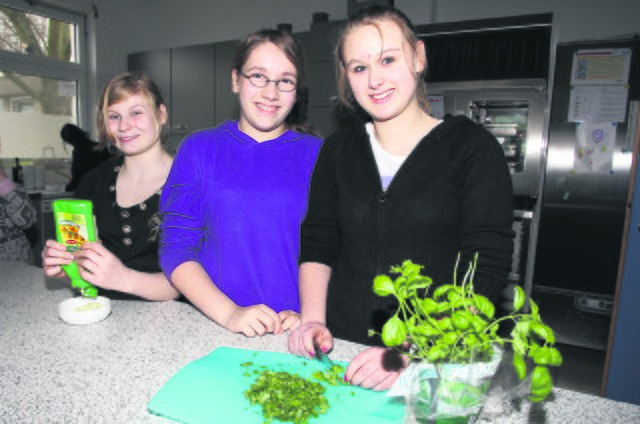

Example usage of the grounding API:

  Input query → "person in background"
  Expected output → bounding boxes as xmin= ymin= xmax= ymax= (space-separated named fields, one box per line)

xmin=159 ymin=29 xmax=322 ymax=337
xmin=0 ymin=138 xmax=37 ymax=264
xmin=60 ymin=123 xmax=112 ymax=192
xmin=42 ymin=71 xmax=179 ymax=301
xmin=288 ymin=5 xmax=514 ymax=390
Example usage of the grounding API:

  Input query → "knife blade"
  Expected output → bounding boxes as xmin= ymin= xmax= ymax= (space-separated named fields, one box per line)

xmin=313 ymin=342 xmax=336 ymax=370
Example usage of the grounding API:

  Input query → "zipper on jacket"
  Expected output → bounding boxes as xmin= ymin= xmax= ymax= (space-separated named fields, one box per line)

xmin=377 ymin=190 xmax=385 ymax=273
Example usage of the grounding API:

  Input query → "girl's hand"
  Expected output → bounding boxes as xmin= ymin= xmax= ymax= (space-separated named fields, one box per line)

xmin=224 ymin=304 xmax=282 ymax=337
xmin=278 ymin=310 xmax=301 ymax=333
xmin=42 ymin=239 xmax=73 ymax=279
xmin=345 ymin=347 xmax=410 ymax=391
xmin=73 ymin=241 xmax=130 ymax=291
xmin=287 ymin=322 xmax=333 ymax=358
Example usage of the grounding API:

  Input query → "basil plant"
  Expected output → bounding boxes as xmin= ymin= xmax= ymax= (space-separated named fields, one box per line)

xmin=371 ymin=254 xmax=562 ymax=402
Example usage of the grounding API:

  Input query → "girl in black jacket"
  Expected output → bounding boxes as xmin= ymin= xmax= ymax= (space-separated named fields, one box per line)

xmin=288 ymin=5 xmax=514 ymax=392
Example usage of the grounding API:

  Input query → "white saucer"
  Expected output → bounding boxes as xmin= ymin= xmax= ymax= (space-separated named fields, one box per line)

xmin=58 ymin=296 xmax=112 ymax=325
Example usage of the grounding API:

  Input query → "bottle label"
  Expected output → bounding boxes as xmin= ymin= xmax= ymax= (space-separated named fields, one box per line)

xmin=56 ymin=212 xmax=89 ymax=252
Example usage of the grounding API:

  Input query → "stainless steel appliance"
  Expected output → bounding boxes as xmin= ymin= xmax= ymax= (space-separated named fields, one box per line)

xmin=428 ymin=79 xmax=547 ymax=198
xmin=427 ymin=79 xmax=548 ymax=307
xmin=531 ymin=38 xmax=640 ymax=351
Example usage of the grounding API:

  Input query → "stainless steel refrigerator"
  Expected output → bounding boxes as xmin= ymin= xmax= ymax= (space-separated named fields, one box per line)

xmin=532 ymin=37 xmax=640 ymax=351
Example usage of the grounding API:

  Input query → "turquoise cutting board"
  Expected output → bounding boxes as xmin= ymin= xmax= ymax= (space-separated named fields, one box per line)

xmin=148 ymin=347 xmax=405 ymax=424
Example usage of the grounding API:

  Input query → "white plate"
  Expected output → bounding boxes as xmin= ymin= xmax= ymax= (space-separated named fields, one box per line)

xmin=58 ymin=296 xmax=111 ymax=325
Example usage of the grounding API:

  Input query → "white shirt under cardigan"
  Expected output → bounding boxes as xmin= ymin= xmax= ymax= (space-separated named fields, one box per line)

xmin=366 ymin=121 xmax=441 ymax=191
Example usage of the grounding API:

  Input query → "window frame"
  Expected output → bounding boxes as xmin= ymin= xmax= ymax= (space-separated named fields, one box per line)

xmin=0 ymin=0 xmax=89 ymax=130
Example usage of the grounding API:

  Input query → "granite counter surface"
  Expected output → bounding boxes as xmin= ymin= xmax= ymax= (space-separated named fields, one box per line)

xmin=1 ymin=260 xmax=639 ymax=424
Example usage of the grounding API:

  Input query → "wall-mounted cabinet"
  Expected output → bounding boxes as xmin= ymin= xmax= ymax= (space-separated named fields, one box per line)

xmin=213 ymin=40 xmax=240 ymax=125
xmin=305 ymin=20 xmax=354 ymax=138
xmin=128 ymin=44 xmax=215 ymax=153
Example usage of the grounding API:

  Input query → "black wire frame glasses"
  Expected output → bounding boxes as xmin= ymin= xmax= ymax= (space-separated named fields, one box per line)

xmin=239 ymin=72 xmax=297 ymax=92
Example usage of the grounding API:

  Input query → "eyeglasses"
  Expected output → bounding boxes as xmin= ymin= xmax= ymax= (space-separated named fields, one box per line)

xmin=240 ymin=72 xmax=297 ymax=92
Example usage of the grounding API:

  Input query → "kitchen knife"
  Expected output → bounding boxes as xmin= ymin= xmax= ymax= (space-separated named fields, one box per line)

xmin=313 ymin=342 xmax=336 ymax=370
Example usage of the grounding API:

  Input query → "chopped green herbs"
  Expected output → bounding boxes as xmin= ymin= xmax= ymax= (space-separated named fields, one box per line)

xmin=311 ymin=365 xmax=348 ymax=387
xmin=244 ymin=370 xmax=329 ymax=424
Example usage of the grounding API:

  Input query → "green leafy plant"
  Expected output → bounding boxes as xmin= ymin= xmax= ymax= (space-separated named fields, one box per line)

xmin=371 ymin=254 xmax=562 ymax=402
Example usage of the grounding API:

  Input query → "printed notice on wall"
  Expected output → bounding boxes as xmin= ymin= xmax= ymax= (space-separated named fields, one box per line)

xmin=571 ymin=48 xmax=631 ymax=85
xmin=568 ymin=85 xmax=629 ymax=122
xmin=427 ymin=96 xmax=445 ymax=119
xmin=574 ymin=122 xmax=617 ymax=172
xmin=568 ymin=48 xmax=632 ymax=123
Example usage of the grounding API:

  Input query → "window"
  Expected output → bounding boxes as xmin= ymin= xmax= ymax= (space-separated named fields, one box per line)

xmin=0 ymin=0 xmax=86 ymax=161
xmin=10 ymin=95 xmax=34 ymax=112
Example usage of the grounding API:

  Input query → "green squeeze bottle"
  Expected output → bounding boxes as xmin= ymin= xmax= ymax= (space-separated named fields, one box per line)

xmin=52 ymin=199 xmax=98 ymax=298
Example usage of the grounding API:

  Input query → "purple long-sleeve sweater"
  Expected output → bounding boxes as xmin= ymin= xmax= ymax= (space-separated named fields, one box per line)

xmin=159 ymin=120 xmax=322 ymax=312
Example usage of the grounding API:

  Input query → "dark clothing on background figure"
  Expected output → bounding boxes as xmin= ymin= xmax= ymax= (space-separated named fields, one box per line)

xmin=0 ymin=179 xmax=36 ymax=264
xmin=74 ymin=156 xmax=162 ymax=273
xmin=299 ymin=114 xmax=515 ymax=346
xmin=60 ymin=124 xmax=112 ymax=192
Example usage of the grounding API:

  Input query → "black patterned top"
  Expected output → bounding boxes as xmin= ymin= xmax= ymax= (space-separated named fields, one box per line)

xmin=0 ymin=178 xmax=36 ymax=265
xmin=74 ymin=156 xmax=163 ymax=273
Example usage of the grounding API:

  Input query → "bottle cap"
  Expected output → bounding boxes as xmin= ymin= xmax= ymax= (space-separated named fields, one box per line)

xmin=70 ymin=278 xmax=98 ymax=298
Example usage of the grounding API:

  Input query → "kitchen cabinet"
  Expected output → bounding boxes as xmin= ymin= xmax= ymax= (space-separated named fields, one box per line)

xmin=128 ymin=43 xmax=216 ymax=153
xmin=305 ymin=20 xmax=355 ymax=138
xmin=127 ymin=48 xmax=171 ymax=108
xmin=171 ymin=44 xmax=216 ymax=145
xmin=213 ymin=40 xmax=240 ymax=124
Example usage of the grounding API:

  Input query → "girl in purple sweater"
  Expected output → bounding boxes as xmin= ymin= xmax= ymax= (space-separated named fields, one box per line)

xmin=159 ymin=29 xmax=322 ymax=337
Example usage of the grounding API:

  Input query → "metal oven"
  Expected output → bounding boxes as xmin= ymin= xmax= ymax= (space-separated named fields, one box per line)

xmin=428 ymin=79 xmax=548 ymax=198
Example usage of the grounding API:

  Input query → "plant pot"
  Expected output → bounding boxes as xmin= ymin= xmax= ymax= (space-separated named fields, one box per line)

xmin=390 ymin=348 xmax=503 ymax=424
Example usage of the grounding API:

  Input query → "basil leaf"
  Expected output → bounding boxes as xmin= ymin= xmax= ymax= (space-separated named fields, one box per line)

xmin=382 ymin=315 xmax=408 ymax=346
xmin=373 ymin=275 xmax=395 ymax=297
xmin=513 ymin=352 xmax=527 ymax=380
xmin=473 ymin=294 xmax=495 ymax=320
xmin=513 ymin=285 xmax=525 ymax=312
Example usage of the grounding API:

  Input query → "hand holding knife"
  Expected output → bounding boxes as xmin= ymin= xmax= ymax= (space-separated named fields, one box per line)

xmin=313 ymin=341 xmax=336 ymax=370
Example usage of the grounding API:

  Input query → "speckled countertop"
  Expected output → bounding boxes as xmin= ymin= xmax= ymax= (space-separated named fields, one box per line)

xmin=1 ymin=260 xmax=639 ymax=424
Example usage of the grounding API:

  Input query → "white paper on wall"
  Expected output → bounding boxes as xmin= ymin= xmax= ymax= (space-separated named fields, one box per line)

xmin=571 ymin=48 xmax=631 ymax=86
xmin=568 ymin=85 xmax=628 ymax=123
xmin=574 ymin=121 xmax=617 ymax=172
xmin=428 ymin=95 xmax=445 ymax=119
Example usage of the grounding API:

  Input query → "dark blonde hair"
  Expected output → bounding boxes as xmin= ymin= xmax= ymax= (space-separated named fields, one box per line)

xmin=231 ymin=29 xmax=320 ymax=137
xmin=96 ymin=71 xmax=168 ymax=149
xmin=336 ymin=5 xmax=430 ymax=115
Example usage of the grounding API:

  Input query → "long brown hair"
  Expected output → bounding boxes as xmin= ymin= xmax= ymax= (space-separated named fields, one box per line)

xmin=231 ymin=29 xmax=320 ymax=137
xmin=96 ymin=71 xmax=168 ymax=149
xmin=335 ymin=5 xmax=430 ymax=115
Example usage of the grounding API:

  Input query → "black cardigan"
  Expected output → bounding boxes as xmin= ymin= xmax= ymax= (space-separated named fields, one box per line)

xmin=300 ymin=115 xmax=515 ymax=345
xmin=74 ymin=156 xmax=163 ymax=274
